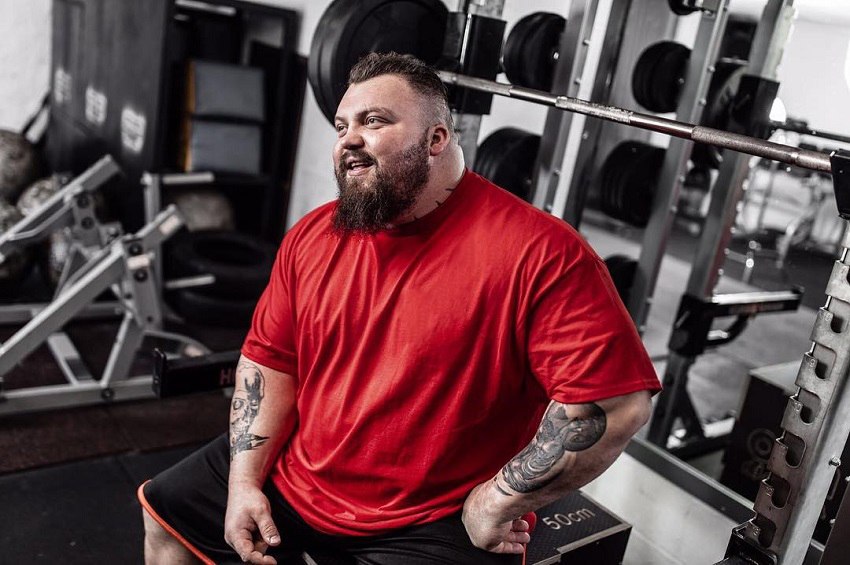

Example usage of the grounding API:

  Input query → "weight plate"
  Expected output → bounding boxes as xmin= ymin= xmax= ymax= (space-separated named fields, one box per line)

xmin=308 ymin=0 xmax=449 ymax=125
xmin=599 ymin=141 xmax=648 ymax=223
xmin=691 ymin=59 xmax=746 ymax=169
xmin=603 ymin=254 xmax=638 ymax=304
xmin=632 ymin=41 xmax=690 ymax=113
xmin=503 ymin=13 xmax=544 ymax=86
xmin=473 ymin=127 xmax=540 ymax=202
xmin=503 ymin=12 xmax=566 ymax=91
xmin=600 ymin=141 xmax=664 ymax=227
xmin=624 ymin=145 xmax=665 ymax=227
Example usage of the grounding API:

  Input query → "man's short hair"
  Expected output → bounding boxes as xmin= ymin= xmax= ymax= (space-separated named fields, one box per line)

xmin=348 ymin=52 xmax=454 ymax=134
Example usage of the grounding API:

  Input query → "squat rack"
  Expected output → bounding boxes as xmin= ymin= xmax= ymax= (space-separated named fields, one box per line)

xmin=436 ymin=4 xmax=850 ymax=562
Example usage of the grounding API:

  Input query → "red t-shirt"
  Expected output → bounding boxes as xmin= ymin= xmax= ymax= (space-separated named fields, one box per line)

xmin=242 ymin=170 xmax=660 ymax=536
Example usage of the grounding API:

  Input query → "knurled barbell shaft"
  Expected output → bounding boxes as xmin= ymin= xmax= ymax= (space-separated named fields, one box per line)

xmin=438 ymin=70 xmax=833 ymax=174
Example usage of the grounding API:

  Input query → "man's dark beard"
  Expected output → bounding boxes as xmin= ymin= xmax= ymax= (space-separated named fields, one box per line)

xmin=333 ymin=136 xmax=430 ymax=234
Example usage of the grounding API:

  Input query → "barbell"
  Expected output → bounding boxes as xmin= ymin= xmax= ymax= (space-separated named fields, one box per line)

xmin=437 ymin=69 xmax=833 ymax=175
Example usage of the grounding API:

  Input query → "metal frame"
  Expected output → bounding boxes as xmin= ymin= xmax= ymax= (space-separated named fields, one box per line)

xmin=528 ymin=0 xmax=603 ymax=213
xmin=0 ymin=205 xmax=209 ymax=415
xmin=626 ymin=0 xmax=731 ymax=332
xmin=740 ymin=222 xmax=850 ymax=563
xmin=432 ymin=7 xmax=850 ymax=560
xmin=559 ymin=0 xmax=633 ymax=227
xmin=643 ymin=0 xmax=796 ymax=454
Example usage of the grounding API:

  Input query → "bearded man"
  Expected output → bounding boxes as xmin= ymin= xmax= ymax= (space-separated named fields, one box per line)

xmin=139 ymin=52 xmax=660 ymax=565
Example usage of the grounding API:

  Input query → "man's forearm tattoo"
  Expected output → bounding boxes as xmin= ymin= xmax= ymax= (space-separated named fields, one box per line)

xmin=229 ymin=361 xmax=270 ymax=460
xmin=500 ymin=402 xmax=606 ymax=494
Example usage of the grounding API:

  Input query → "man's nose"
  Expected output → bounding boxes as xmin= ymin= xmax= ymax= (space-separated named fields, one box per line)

xmin=339 ymin=126 xmax=365 ymax=150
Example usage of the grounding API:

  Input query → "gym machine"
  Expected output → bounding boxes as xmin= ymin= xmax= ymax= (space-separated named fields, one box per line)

xmin=0 ymin=156 xmax=209 ymax=415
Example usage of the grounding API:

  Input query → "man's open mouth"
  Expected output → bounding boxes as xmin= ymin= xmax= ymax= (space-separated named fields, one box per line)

xmin=345 ymin=158 xmax=375 ymax=175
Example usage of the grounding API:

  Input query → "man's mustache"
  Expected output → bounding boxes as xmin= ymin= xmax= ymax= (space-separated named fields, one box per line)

xmin=338 ymin=151 xmax=377 ymax=169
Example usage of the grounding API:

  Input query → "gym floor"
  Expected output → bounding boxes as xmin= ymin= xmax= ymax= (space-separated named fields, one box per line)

xmin=0 ymin=207 xmax=832 ymax=563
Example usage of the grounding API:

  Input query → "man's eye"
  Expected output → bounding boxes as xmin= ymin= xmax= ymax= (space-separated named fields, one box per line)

xmin=366 ymin=116 xmax=382 ymax=125
xmin=335 ymin=124 xmax=346 ymax=133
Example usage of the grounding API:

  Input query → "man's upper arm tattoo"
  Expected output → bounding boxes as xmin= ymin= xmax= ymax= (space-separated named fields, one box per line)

xmin=500 ymin=402 xmax=606 ymax=494
xmin=229 ymin=360 xmax=270 ymax=460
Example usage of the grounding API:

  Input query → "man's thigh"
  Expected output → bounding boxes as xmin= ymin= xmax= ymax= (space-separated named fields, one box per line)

xmin=346 ymin=513 xmax=523 ymax=565
xmin=143 ymin=433 xmax=315 ymax=563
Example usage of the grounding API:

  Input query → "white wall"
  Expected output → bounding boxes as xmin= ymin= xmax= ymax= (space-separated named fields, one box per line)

xmin=0 ymin=0 xmax=51 ymax=132
xmin=778 ymin=18 xmax=850 ymax=138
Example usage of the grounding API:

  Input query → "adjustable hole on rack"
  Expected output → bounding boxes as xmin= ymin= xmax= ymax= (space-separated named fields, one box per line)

xmin=753 ymin=515 xmax=776 ymax=548
xmin=812 ymin=352 xmax=833 ymax=380
xmin=829 ymin=311 xmax=848 ymax=334
xmin=781 ymin=432 xmax=805 ymax=467
xmin=796 ymin=390 xmax=820 ymax=424
xmin=767 ymin=474 xmax=791 ymax=509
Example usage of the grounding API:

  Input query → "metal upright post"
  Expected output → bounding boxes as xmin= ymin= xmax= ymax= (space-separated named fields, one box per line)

xmin=627 ymin=0 xmax=730 ymax=332
xmin=647 ymin=0 xmax=795 ymax=447
xmin=528 ymin=0 xmax=602 ymax=213
xmin=740 ymin=150 xmax=850 ymax=564
xmin=560 ymin=0 xmax=632 ymax=228
xmin=686 ymin=1 xmax=794 ymax=300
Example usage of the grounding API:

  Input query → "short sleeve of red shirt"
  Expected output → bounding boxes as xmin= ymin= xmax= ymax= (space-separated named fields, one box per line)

xmin=241 ymin=233 xmax=298 ymax=376
xmin=525 ymin=241 xmax=660 ymax=404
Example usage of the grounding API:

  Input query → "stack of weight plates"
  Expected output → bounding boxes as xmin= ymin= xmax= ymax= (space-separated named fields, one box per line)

xmin=599 ymin=141 xmax=665 ymax=228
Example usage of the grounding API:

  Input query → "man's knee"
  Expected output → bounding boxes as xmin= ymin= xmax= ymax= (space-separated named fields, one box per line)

xmin=143 ymin=507 xmax=197 ymax=564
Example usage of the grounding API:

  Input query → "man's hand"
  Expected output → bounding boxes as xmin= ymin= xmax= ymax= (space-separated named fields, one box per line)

xmin=224 ymin=483 xmax=281 ymax=564
xmin=462 ymin=482 xmax=530 ymax=554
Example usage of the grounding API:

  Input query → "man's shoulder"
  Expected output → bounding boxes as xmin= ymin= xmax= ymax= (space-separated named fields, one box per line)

xmin=471 ymin=172 xmax=586 ymax=247
xmin=285 ymin=200 xmax=337 ymax=241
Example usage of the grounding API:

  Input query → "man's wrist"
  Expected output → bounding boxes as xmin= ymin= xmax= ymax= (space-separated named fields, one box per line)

xmin=228 ymin=471 xmax=265 ymax=491
xmin=485 ymin=477 xmax=528 ymax=521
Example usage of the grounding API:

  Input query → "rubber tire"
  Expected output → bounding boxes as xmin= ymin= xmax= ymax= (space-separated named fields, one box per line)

xmin=168 ymin=287 xmax=257 ymax=327
xmin=166 ymin=230 xmax=277 ymax=299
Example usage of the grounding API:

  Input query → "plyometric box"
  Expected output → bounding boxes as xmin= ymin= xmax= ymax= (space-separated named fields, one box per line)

xmin=526 ymin=490 xmax=631 ymax=565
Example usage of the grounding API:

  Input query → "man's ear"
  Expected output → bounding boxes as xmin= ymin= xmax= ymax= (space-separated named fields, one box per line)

xmin=429 ymin=123 xmax=452 ymax=156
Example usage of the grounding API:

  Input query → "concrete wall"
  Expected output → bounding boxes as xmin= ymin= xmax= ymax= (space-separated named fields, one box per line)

xmin=0 ymin=0 xmax=51 ymax=132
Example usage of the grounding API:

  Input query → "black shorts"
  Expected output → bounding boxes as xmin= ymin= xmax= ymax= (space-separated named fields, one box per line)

xmin=140 ymin=434 xmax=522 ymax=565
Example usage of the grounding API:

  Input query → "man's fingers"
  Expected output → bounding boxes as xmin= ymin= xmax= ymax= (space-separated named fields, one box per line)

xmin=229 ymin=532 xmax=257 ymax=561
xmin=256 ymin=516 xmax=281 ymax=546
xmin=505 ymin=530 xmax=531 ymax=544
xmin=242 ymin=549 xmax=277 ymax=564
xmin=491 ymin=541 xmax=527 ymax=554
xmin=511 ymin=518 xmax=529 ymax=532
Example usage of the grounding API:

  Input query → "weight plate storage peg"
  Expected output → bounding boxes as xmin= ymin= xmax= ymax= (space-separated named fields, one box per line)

xmin=473 ymin=128 xmax=540 ymax=202
xmin=502 ymin=12 xmax=567 ymax=92
xmin=308 ymin=0 xmax=448 ymax=125
xmin=668 ymin=0 xmax=702 ymax=16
